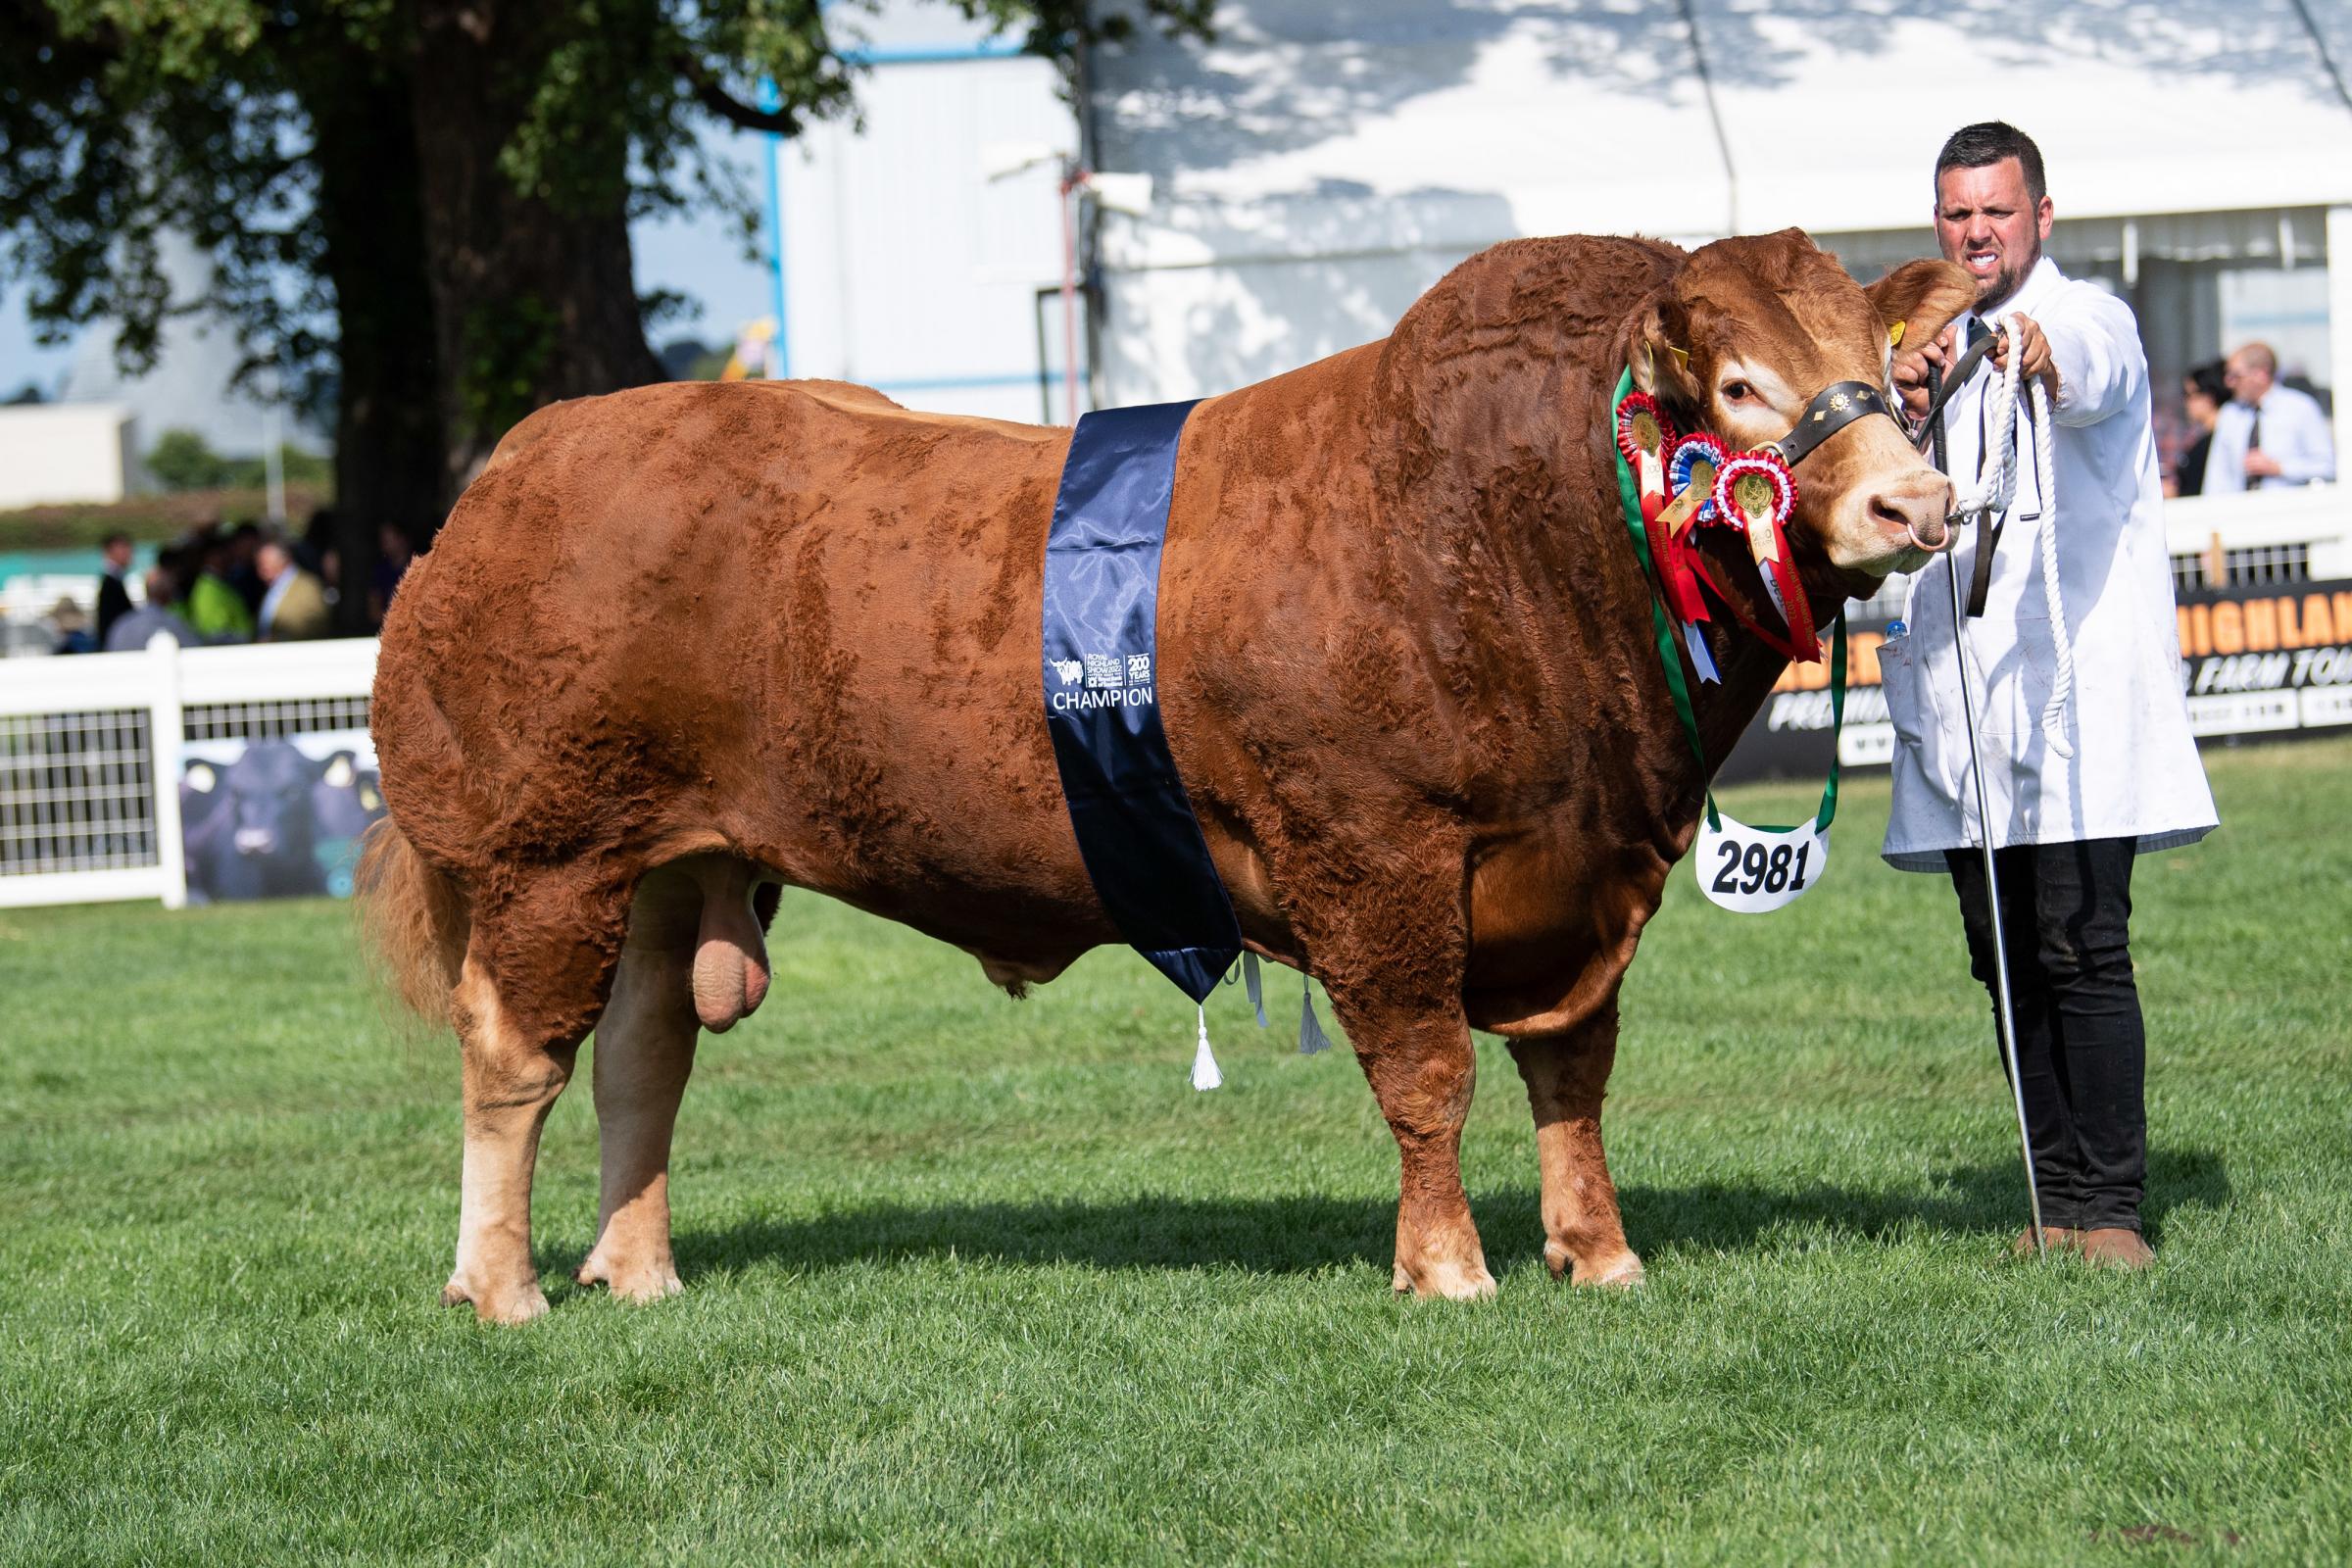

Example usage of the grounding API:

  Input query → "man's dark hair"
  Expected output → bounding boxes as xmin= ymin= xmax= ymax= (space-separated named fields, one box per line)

xmin=2186 ymin=362 xmax=2229 ymax=406
xmin=101 ymin=530 xmax=131 ymax=552
xmin=1935 ymin=122 xmax=2046 ymax=207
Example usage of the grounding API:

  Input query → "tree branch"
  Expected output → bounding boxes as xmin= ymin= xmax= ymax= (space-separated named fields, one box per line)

xmin=674 ymin=53 xmax=805 ymax=137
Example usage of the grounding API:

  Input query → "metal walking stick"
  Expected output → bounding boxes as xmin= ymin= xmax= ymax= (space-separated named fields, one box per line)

xmin=1925 ymin=355 xmax=2048 ymax=1255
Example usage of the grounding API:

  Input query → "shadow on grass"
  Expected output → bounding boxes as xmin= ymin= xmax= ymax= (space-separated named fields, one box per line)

xmin=673 ymin=1147 xmax=2230 ymax=1279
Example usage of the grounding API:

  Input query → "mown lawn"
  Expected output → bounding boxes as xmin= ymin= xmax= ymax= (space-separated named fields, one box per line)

xmin=3 ymin=739 xmax=2348 ymax=1565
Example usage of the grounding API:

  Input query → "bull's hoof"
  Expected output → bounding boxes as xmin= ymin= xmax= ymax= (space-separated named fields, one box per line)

xmin=1573 ymin=1251 xmax=1645 ymax=1290
xmin=1396 ymin=1257 xmax=1498 ymax=1300
xmin=441 ymin=1272 xmax=551 ymax=1325
xmin=576 ymin=1250 xmax=684 ymax=1304
xmin=1546 ymin=1241 xmax=1645 ymax=1289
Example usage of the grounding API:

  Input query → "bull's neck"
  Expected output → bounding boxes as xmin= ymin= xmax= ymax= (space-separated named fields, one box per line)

xmin=1362 ymin=329 xmax=1851 ymax=815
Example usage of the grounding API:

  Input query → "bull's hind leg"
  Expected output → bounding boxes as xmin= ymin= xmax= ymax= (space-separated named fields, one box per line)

xmin=576 ymin=930 xmax=697 ymax=1302
xmin=577 ymin=857 xmax=772 ymax=1302
xmin=1508 ymin=1000 xmax=1643 ymax=1288
xmin=442 ymin=879 xmax=628 ymax=1324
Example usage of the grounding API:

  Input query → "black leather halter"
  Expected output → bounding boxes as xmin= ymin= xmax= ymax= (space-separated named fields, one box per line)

xmin=1767 ymin=380 xmax=1898 ymax=469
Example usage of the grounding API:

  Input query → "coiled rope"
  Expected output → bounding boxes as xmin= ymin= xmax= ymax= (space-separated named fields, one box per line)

xmin=1950 ymin=318 xmax=2075 ymax=760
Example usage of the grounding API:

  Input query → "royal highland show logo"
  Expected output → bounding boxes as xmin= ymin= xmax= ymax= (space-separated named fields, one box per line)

xmin=1050 ymin=652 xmax=1157 ymax=712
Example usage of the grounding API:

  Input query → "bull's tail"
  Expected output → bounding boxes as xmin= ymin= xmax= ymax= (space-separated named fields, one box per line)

xmin=354 ymin=816 xmax=470 ymax=1025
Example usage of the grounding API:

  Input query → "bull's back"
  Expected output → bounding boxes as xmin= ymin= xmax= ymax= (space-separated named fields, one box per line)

xmin=373 ymin=381 xmax=1093 ymax=933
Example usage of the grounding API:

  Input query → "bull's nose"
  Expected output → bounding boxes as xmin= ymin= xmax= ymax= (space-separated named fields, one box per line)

xmin=1869 ymin=473 xmax=1955 ymax=551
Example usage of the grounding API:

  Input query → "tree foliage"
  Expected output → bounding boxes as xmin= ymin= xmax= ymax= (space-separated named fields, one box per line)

xmin=1 ymin=0 xmax=1212 ymax=513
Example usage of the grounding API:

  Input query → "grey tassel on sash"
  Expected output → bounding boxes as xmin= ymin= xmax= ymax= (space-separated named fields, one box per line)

xmin=1298 ymin=979 xmax=1335 ymax=1055
xmin=1243 ymin=952 xmax=1268 ymax=1028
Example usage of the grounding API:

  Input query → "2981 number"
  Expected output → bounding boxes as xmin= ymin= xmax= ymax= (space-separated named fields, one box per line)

xmin=1711 ymin=839 xmax=1811 ymax=897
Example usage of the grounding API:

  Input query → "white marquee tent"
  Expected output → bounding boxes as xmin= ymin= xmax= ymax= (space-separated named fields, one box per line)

xmin=1085 ymin=0 xmax=2352 ymax=459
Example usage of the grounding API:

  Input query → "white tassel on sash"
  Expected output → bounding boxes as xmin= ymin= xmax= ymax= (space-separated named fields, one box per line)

xmin=1191 ymin=1004 xmax=1223 ymax=1092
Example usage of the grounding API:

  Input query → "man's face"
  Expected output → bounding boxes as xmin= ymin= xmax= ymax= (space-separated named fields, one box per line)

xmin=2224 ymin=352 xmax=2272 ymax=405
xmin=104 ymin=539 xmax=132 ymax=569
xmin=257 ymin=545 xmax=289 ymax=584
xmin=1934 ymin=158 xmax=2053 ymax=311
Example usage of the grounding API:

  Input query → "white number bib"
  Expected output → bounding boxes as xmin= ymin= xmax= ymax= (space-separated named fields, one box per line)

xmin=1694 ymin=810 xmax=1830 ymax=913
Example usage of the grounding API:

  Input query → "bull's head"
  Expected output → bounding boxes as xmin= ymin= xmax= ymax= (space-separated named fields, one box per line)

xmin=1630 ymin=229 xmax=1974 ymax=581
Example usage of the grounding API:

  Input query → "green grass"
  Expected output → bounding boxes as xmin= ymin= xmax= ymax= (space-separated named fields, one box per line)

xmin=4 ymin=739 xmax=2349 ymax=1565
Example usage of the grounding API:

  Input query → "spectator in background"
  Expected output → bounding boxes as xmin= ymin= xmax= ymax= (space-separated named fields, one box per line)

xmin=2167 ymin=362 xmax=2229 ymax=498
xmin=156 ymin=539 xmax=197 ymax=607
xmin=256 ymin=538 xmax=333 ymax=641
xmin=368 ymin=521 xmax=415 ymax=627
xmin=104 ymin=568 xmax=201 ymax=653
xmin=95 ymin=532 xmax=135 ymax=646
xmin=2207 ymin=342 xmax=2335 ymax=492
xmin=185 ymin=531 xmax=256 ymax=642
xmin=225 ymin=521 xmax=267 ymax=614
xmin=50 ymin=599 xmax=96 ymax=655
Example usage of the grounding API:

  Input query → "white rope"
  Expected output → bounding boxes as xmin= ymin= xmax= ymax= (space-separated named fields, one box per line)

xmin=1953 ymin=318 xmax=2075 ymax=760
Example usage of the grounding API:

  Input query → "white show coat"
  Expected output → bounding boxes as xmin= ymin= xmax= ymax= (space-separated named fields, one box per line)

xmin=1880 ymin=257 xmax=2218 ymax=870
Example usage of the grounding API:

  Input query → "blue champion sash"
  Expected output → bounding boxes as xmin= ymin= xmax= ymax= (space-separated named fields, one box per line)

xmin=1041 ymin=400 xmax=1242 ymax=1004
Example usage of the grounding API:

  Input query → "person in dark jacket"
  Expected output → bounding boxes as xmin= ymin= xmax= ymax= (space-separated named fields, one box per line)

xmin=2170 ymin=362 xmax=2227 ymax=498
xmin=95 ymin=532 xmax=135 ymax=646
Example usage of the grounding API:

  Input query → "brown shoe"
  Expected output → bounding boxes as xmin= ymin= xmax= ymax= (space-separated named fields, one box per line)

xmin=2079 ymin=1228 xmax=2155 ymax=1271
xmin=2009 ymin=1226 xmax=2082 ymax=1257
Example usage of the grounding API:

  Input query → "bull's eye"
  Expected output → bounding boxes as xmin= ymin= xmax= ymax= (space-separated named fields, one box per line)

xmin=1721 ymin=379 xmax=1756 ymax=405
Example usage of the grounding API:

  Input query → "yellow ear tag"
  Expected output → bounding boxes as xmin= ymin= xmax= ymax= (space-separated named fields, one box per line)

xmin=1670 ymin=345 xmax=1690 ymax=374
xmin=1887 ymin=320 xmax=1906 ymax=349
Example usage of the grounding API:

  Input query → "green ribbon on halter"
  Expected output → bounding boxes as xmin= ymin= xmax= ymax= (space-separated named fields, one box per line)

xmin=1608 ymin=367 xmax=1847 ymax=838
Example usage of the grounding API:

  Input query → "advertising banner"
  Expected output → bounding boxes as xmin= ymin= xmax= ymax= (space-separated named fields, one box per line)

xmin=178 ymin=728 xmax=387 ymax=904
xmin=1717 ymin=579 xmax=2352 ymax=785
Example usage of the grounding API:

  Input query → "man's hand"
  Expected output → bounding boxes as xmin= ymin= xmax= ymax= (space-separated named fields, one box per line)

xmin=1891 ymin=323 xmax=1955 ymax=422
xmin=1991 ymin=313 xmax=2063 ymax=403
xmin=2244 ymin=449 xmax=2284 ymax=479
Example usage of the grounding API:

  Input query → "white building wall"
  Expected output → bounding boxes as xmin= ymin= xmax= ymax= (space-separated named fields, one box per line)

xmin=778 ymin=8 xmax=1078 ymax=423
xmin=0 ymin=403 xmax=137 ymax=509
xmin=1087 ymin=0 xmax=2352 ymax=407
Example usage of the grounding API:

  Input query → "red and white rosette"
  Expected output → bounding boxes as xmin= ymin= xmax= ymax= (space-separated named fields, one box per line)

xmin=1713 ymin=449 xmax=1819 ymax=662
xmin=1614 ymin=392 xmax=1676 ymax=499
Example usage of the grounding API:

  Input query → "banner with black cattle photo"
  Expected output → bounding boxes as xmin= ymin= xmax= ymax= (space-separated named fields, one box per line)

xmin=178 ymin=730 xmax=388 ymax=904
xmin=1718 ymin=578 xmax=2352 ymax=785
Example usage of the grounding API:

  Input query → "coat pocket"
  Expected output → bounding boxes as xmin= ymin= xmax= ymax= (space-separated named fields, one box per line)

xmin=1878 ymin=631 xmax=1928 ymax=749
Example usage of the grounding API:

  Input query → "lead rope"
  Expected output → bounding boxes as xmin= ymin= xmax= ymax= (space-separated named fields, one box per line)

xmin=1952 ymin=318 xmax=2075 ymax=760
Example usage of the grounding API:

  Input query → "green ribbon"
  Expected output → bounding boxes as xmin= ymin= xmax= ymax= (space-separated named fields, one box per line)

xmin=1608 ymin=366 xmax=1846 ymax=838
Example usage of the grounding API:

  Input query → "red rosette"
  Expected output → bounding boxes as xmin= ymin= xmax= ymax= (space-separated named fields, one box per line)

xmin=1713 ymin=449 xmax=1818 ymax=662
xmin=1711 ymin=449 xmax=1796 ymax=530
xmin=1614 ymin=393 xmax=1676 ymax=469
xmin=1669 ymin=432 xmax=1733 ymax=525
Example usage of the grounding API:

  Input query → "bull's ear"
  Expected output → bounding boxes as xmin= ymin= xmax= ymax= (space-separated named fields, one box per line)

xmin=1628 ymin=298 xmax=1700 ymax=409
xmin=1865 ymin=260 xmax=1974 ymax=354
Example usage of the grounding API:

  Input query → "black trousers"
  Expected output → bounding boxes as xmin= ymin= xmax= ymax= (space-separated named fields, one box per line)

xmin=1945 ymin=837 xmax=2146 ymax=1233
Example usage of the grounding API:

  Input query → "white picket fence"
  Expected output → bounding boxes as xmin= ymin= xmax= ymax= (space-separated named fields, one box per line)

xmin=0 ymin=636 xmax=377 ymax=908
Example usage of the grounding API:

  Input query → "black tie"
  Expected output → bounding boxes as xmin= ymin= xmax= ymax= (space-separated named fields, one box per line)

xmin=1967 ymin=317 xmax=1994 ymax=350
xmin=2246 ymin=404 xmax=2264 ymax=491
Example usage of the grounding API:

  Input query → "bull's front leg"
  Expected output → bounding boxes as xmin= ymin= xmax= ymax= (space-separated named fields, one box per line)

xmin=1506 ymin=997 xmax=1643 ymax=1288
xmin=1337 ymin=989 xmax=1494 ymax=1300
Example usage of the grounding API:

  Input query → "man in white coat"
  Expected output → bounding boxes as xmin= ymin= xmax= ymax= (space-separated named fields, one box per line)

xmin=1888 ymin=122 xmax=2217 ymax=1270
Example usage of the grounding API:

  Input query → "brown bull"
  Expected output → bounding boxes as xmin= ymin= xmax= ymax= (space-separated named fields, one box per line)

xmin=364 ymin=228 xmax=1973 ymax=1322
